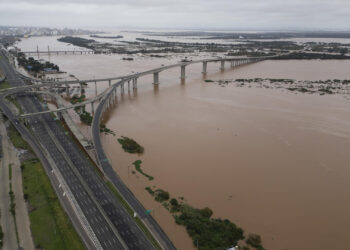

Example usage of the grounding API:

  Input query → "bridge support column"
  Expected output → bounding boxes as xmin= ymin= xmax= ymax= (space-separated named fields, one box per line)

xmin=108 ymin=80 xmax=111 ymax=87
xmin=202 ymin=62 xmax=207 ymax=74
xmin=94 ymin=81 xmax=97 ymax=96
xmin=133 ymin=78 xmax=138 ymax=89
xmin=91 ymin=102 xmax=94 ymax=114
xmin=230 ymin=61 xmax=234 ymax=67
xmin=153 ymin=72 xmax=160 ymax=85
xmin=79 ymin=83 xmax=83 ymax=95
xmin=121 ymin=82 xmax=125 ymax=94
xmin=220 ymin=60 xmax=225 ymax=70
xmin=128 ymin=80 xmax=130 ymax=91
xmin=181 ymin=65 xmax=186 ymax=80
xmin=57 ymin=112 xmax=62 ymax=120
xmin=66 ymin=84 xmax=69 ymax=96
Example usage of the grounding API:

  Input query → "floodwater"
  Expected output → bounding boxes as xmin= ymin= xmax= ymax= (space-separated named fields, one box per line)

xmin=100 ymin=61 xmax=350 ymax=250
xmin=16 ymin=36 xmax=350 ymax=250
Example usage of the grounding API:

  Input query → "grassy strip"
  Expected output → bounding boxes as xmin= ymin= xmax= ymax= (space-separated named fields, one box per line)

xmin=8 ymin=124 xmax=32 ymax=152
xmin=5 ymin=96 xmax=23 ymax=113
xmin=8 ymin=180 xmax=19 ymax=244
xmin=132 ymin=160 xmax=154 ymax=181
xmin=106 ymin=181 xmax=161 ymax=250
xmin=9 ymin=163 xmax=12 ymax=180
xmin=7 ymin=124 xmax=84 ymax=250
xmin=0 ymin=81 xmax=11 ymax=89
xmin=21 ymin=159 xmax=85 ymax=250
xmin=8 ymin=162 xmax=19 ymax=245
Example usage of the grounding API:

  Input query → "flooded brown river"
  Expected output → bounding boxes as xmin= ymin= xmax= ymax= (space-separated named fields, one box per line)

xmin=101 ymin=61 xmax=350 ymax=250
xmin=16 ymin=37 xmax=350 ymax=250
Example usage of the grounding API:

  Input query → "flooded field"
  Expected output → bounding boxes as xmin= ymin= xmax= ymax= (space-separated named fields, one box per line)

xmin=16 ymin=35 xmax=350 ymax=249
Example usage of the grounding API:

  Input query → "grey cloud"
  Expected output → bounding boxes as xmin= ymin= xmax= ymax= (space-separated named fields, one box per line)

xmin=0 ymin=0 xmax=349 ymax=30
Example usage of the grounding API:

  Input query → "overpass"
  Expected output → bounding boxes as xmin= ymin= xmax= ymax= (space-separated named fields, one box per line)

xmin=4 ymin=55 xmax=274 ymax=118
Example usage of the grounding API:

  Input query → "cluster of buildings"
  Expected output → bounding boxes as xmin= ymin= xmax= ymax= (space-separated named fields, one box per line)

xmin=0 ymin=26 xmax=96 ymax=37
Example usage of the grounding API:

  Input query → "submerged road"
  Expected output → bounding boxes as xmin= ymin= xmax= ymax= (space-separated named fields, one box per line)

xmin=0 ymin=53 xmax=158 ymax=249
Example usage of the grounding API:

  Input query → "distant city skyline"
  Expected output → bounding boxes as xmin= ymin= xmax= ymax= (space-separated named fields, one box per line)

xmin=0 ymin=0 xmax=349 ymax=31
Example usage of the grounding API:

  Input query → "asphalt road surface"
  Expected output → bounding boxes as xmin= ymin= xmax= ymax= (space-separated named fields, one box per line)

xmin=0 ymin=53 xmax=155 ymax=250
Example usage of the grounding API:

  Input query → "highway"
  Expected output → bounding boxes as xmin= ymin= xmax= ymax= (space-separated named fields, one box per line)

xmin=0 ymin=51 xmax=274 ymax=249
xmin=0 ymin=53 xmax=157 ymax=249
xmin=92 ymin=82 xmax=176 ymax=250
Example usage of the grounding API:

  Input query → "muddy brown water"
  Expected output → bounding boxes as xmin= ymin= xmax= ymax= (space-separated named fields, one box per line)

xmin=15 ymin=36 xmax=350 ymax=249
xmin=99 ymin=60 xmax=350 ymax=250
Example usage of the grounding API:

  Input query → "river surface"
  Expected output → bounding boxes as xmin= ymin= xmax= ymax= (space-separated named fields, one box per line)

xmin=16 ymin=35 xmax=350 ymax=250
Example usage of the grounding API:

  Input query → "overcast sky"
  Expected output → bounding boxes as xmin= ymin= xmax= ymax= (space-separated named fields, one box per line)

xmin=0 ymin=0 xmax=349 ymax=31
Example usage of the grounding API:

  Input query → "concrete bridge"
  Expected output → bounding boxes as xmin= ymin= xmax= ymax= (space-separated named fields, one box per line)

xmin=4 ymin=55 xmax=275 ymax=118
xmin=22 ymin=50 xmax=94 ymax=56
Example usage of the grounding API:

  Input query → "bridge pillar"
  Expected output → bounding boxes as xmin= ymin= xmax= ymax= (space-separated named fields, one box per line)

xmin=133 ymin=78 xmax=138 ymax=89
xmin=91 ymin=102 xmax=94 ymax=114
xmin=153 ymin=72 xmax=160 ymax=85
xmin=128 ymin=80 xmax=130 ymax=91
xmin=181 ymin=65 xmax=186 ymax=80
xmin=220 ymin=60 xmax=225 ymax=70
xmin=57 ymin=112 xmax=62 ymax=120
xmin=202 ymin=62 xmax=207 ymax=74
xmin=94 ymin=81 xmax=97 ymax=96
xmin=79 ymin=83 xmax=83 ymax=95
xmin=65 ymin=85 xmax=69 ymax=96
xmin=108 ymin=80 xmax=111 ymax=87
xmin=121 ymin=82 xmax=125 ymax=94
xmin=230 ymin=61 xmax=234 ymax=67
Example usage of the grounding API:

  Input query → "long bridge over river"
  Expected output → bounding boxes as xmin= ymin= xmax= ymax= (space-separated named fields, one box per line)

xmin=22 ymin=50 xmax=94 ymax=55
xmin=0 ymin=53 xmax=275 ymax=249
xmin=3 ymin=55 xmax=275 ymax=117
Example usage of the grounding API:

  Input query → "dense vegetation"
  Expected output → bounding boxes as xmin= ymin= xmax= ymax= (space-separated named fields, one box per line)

xmin=144 ymin=184 xmax=265 ymax=249
xmin=17 ymin=53 xmax=59 ymax=73
xmin=90 ymin=35 xmax=123 ymax=39
xmin=117 ymin=136 xmax=144 ymax=154
xmin=273 ymin=52 xmax=350 ymax=60
xmin=100 ymin=124 xmax=115 ymax=136
xmin=145 ymin=184 xmax=251 ymax=249
xmin=69 ymin=94 xmax=85 ymax=104
xmin=246 ymin=234 xmax=265 ymax=250
xmin=132 ymin=160 xmax=154 ymax=180
xmin=79 ymin=111 xmax=93 ymax=126
xmin=175 ymin=205 xmax=245 ymax=249
xmin=58 ymin=36 xmax=95 ymax=50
